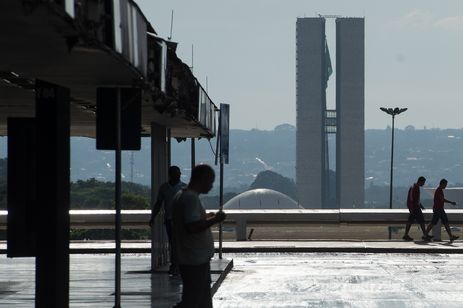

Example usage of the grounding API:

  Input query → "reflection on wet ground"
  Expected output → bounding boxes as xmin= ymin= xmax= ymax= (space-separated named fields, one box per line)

xmin=2 ymin=250 xmax=463 ymax=307
xmin=214 ymin=252 xmax=463 ymax=308
xmin=0 ymin=254 xmax=232 ymax=308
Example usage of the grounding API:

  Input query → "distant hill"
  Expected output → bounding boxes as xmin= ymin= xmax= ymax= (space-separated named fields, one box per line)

xmin=34 ymin=124 xmax=296 ymax=192
xmin=249 ymin=170 xmax=297 ymax=201
xmin=0 ymin=125 xmax=463 ymax=192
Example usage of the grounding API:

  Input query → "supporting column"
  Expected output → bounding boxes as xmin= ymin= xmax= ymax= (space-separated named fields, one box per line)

xmin=167 ymin=128 xmax=172 ymax=168
xmin=151 ymin=123 xmax=169 ymax=270
xmin=7 ymin=118 xmax=37 ymax=258
xmin=35 ymin=80 xmax=70 ymax=308
xmin=96 ymin=87 xmax=141 ymax=307
xmin=191 ymin=138 xmax=196 ymax=169
xmin=235 ymin=218 xmax=247 ymax=241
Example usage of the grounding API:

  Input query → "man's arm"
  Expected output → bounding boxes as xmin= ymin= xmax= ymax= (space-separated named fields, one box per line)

xmin=149 ymin=200 xmax=163 ymax=226
xmin=444 ymin=198 xmax=457 ymax=206
xmin=185 ymin=211 xmax=226 ymax=234
xmin=149 ymin=187 xmax=165 ymax=226
xmin=413 ymin=186 xmax=421 ymax=208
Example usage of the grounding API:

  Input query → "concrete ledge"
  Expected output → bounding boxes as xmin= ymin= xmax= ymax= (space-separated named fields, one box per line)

xmin=1 ymin=209 xmax=463 ymax=224
xmin=217 ymin=240 xmax=463 ymax=254
xmin=3 ymin=240 xmax=462 ymax=255
xmin=210 ymin=258 xmax=234 ymax=295
xmin=2 ymin=209 xmax=463 ymax=229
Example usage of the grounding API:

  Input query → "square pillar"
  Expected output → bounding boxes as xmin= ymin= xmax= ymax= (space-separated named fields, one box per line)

xmin=35 ymin=80 xmax=70 ymax=308
xmin=150 ymin=123 xmax=169 ymax=270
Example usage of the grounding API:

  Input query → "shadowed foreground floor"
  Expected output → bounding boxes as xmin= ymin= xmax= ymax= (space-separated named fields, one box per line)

xmin=0 ymin=254 xmax=232 ymax=308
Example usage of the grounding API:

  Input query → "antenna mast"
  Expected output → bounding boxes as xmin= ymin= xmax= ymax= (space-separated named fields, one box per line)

xmin=168 ymin=10 xmax=174 ymax=40
xmin=130 ymin=151 xmax=134 ymax=183
xmin=317 ymin=14 xmax=342 ymax=18
xmin=191 ymin=44 xmax=194 ymax=72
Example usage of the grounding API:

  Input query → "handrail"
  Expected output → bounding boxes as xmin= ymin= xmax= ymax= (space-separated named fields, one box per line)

xmin=1 ymin=209 xmax=463 ymax=224
xmin=0 ymin=209 xmax=462 ymax=225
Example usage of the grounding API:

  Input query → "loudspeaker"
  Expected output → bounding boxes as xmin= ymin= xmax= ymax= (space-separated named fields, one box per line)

xmin=96 ymin=88 xmax=141 ymax=150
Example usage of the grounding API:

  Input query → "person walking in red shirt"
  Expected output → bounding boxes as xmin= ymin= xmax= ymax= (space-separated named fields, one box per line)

xmin=403 ymin=176 xmax=432 ymax=241
xmin=425 ymin=179 xmax=459 ymax=242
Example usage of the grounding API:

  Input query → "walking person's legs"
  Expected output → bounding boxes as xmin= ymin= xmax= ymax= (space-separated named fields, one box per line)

xmin=425 ymin=209 xmax=439 ymax=236
xmin=415 ymin=209 xmax=432 ymax=240
xmin=419 ymin=223 xmax=427 ymax=235
xmin=425 ymin=222 xmax=434 ymax=235
xmin=404 ymin=223 xmax=412 ymax=237
xmin=165 ymin=220 xmax=178 ymax=274
xmin=440 ymin=211 xmax=459 ymax=241
xmin=403 ymin=213 xmax=414 ymax=241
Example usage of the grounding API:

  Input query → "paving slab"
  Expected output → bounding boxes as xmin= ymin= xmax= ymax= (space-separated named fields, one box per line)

xmin=214 ymin=252 xmax=463 ymax=308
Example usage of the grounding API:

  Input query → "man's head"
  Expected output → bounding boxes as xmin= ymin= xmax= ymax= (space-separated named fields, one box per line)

xmin=168 ymin=166 xmax=181 ymax=184
xmin=189 ymin=164 xmax=215 ymax=194
xmin=439 ymin=178 xmax=448 ymax=189
xmin=417 ymin=176 xmax=426 ymax=186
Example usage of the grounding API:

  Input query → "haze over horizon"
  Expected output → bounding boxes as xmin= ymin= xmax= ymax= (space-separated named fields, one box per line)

xmin=135 ymin=0 xmax=463 ymax=130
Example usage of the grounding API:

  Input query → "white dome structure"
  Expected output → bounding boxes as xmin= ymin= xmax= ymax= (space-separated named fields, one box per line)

xmin=224 ymin=189 xmax=301 ymax=209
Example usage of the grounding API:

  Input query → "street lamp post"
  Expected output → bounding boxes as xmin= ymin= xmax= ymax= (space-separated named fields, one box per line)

xmin=380 ymin=107 xmax=407 ymax=239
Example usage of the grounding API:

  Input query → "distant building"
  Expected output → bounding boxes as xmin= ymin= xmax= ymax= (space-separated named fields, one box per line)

xmin=296 ymin=17 xmax=364 ymax=209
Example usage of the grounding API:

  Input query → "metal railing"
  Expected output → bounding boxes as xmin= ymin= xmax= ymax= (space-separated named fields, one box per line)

xmin=2 ymin=209 xmax=463 ymax=240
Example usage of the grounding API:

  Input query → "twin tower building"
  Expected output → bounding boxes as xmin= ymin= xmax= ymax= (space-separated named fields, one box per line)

xmin=296 ymin=17 xmax=364 ymax=209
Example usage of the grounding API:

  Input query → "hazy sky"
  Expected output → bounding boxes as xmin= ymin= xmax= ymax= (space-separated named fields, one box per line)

xmin=135 ymin=0 xmax=463 ymax=130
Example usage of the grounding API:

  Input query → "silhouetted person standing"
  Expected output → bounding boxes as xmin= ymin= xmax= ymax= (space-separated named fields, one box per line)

xmin=172 ymin=164 xmax=226 ymax=308
xmin=403 ymin=176 xmax=432 ymax=241
xmin=150 ymin=165 xmax=186 ymax=274
xmin=425 ymin=179 xmax=459 ymax=242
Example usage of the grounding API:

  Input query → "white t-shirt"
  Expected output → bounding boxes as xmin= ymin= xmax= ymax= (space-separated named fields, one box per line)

xmin=172 ymin=188 xmax=214 ymax=265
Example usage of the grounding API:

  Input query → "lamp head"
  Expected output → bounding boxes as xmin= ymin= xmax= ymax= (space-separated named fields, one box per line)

xmin=380 ymin=107 xmax=393 ymax=115
xmin=380 ymin=107 xmax=408 ymax=116
xmin=398 ymin=108 xmax=408 ymax=114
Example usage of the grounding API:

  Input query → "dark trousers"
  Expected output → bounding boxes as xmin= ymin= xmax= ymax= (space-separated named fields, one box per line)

xmin=165 ymin=219 xmax=176 ymax=268
xmin=174 ymin=262 xmax=212 ymax=308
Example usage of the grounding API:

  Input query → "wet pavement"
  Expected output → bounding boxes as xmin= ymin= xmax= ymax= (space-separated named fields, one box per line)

xmin=0 ymin=254 xmax=232 ymax=307
xmin=2 ymin=241 xmax=463 ymax=307
xmin=214 ymin=252 xmax=463 ymax=307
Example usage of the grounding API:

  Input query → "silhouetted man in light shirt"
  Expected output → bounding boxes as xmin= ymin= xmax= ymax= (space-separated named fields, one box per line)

xmin=172 ymin=164 xmax=226 ymax=308
xmin=150 ymin=165 xmax=186 ymax=274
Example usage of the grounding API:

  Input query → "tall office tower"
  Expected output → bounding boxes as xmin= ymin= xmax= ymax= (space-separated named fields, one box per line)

xmin=296 ymin=17 xmax=364 ymax=209
xmin=336 ymin=18 xmax=364 ymax=208
xmin=296 ymin=18 xmax=327 ymax=209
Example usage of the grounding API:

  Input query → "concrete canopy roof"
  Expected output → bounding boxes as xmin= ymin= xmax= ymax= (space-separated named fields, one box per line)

xmin=0 ymin=0 xmax=216 ymax=138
